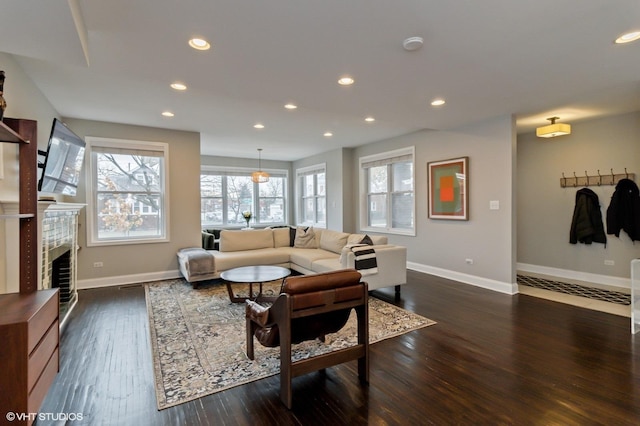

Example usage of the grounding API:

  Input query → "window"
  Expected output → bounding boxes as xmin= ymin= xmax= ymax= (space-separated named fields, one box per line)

xmin=296 ymin=163 xmax=326 ymax=227
xmin=200 ymin=166 xmax=287 ymax=227
xmin=86 ymin=138 xmax=169 ymax=246
xmin=360 ymin=147 xmax=415 ymax=235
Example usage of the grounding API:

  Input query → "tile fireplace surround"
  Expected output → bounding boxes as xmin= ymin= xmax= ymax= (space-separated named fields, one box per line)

xmin=1 ymin=201 xmax=84 ymax=326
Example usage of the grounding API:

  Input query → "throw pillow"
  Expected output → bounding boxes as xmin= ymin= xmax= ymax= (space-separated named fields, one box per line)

xmin=294 ymin=227 xmax=316 ymax=249
xmin=289 ymin=226 xmax=297 ymax=246
xmin=360 ymin=234 xmax=374 ymax=245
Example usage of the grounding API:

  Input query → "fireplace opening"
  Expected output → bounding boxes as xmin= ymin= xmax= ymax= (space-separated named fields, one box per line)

xmin=48 ymin=244 xmax=74 ymax=312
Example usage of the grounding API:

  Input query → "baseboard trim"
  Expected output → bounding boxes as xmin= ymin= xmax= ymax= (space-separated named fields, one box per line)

xmin=78 ymin=270 xmax=182 ymax=289
xmin=407 ymin=262 xmax=517 ymax=295
xmin=516 ymin=263 xmax=631 ymax=290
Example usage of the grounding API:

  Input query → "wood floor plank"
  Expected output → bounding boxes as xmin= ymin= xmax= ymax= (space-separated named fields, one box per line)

xmin=38 ymin=271 xmax=640 ymax=425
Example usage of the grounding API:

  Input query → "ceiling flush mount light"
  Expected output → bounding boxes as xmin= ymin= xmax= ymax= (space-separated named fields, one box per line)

xmin=364 ymin=116 xmax=375 ymax=122
xmin=431 ymin=98 xmax=446 ymax=106
xmin=284 ymin=103 xmax=297 ymax=110
xmin=536 ymin=117 xmax=571 ymax=138
xmin=615 ymin=31 xmax=640 ymax=44
xmin=161 ymin=111 xmax=174 ymax=117
xmin=188 ymin=38 xmax=211 ymax=50
xmin=338 ymin=76 xmax=354 ymax=86
xmin=403 ymin=36 xmax=424 ymax=51
xmin=253 ymin=123 xmax=264 ymax=129
xmin=170 ymin=82 xmax=187 ymax=91
xmin=251 ymin=149 xmax=269 ymax=183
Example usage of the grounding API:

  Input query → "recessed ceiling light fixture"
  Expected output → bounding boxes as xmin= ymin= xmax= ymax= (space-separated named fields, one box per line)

xmin=338 ymin=76 xmax=354 ymax=86
xmin=170 ymin=82 xmax=187 ymax=91
xmin=254 ymin=123 xmax=265 ymax=129
xmin=284 ymin=103 xmax=298 ymax=110
xmin=615 ymin=30 xmax=640 ymax=44
xmin=364 ymin=116 xmax=375 ymax=122
xmin=403 ymin=36 xmax=424 ymax=51
xmin=188 ymin=38 xmax=211 ymax=50
xmin=431 ymin=98 xmax=446 ymax=106
xmin=161 ymin=111 xmax=175 ymax=117
xmin=536 ymin=117 xmax=571 ymax=138
xmin=324 ymin=132 xmax=333 ymax=137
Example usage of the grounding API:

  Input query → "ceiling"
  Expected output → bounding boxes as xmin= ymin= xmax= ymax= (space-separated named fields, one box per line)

xmin=1 ymin=0 xmax=639 ymax=161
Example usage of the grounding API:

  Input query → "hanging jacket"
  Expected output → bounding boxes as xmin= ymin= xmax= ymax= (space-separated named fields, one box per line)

xmin=606 ymin=178 xmax=640 ymax=241
xmin=570 ymin=188 xmax=607 ymax=245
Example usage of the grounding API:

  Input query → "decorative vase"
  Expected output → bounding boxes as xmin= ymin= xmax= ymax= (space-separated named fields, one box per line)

xmin=245 ymin=218 xmax=250 ymax=228
xmin=0 ymin=71 xmax=6 ymax=121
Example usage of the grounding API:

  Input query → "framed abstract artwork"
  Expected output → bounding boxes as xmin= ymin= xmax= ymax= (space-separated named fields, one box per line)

xmin=428 ymin=156 xmax=469 ymax=220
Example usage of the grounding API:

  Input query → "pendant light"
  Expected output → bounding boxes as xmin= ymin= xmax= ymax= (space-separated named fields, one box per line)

xmin=536 ymin=117 xmax=571 ymax=138
xmin=251 ymin=148 xmax=269 ymax=183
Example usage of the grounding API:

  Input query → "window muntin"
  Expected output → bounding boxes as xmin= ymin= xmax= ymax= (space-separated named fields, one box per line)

xmin=360 ymin=148 xmax=415 ymax=235
xmin=200 ymin=167 xmax=287 ymax=227
xmin=297 ymin=164 xmax=326 ymax=227
xmin=87 ymin=138 xmax=169 ymax=246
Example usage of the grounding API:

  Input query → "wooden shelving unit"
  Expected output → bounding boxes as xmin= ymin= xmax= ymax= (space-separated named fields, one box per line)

xmin=0 ymin=118 xmax=60 ymax=425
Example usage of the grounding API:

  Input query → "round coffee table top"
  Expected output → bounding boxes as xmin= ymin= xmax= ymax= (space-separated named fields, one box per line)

xmin=220 ymin=265 xmax=291 ymax=283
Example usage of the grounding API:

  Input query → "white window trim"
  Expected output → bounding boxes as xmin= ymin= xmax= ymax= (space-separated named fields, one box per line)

xmin=200 ymin=164 xmax=289 ymax=227
xmin=295 ymin=163 xmax=327 ymax=228
xmin=85 ymin=136 xmax=170 ymax=246
xmin=359 ymin=146 xmax=416 ymax=236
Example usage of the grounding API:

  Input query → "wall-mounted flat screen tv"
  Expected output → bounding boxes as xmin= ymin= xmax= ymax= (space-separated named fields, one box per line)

xmin=38 ymin=118 xmax=86 ymax=196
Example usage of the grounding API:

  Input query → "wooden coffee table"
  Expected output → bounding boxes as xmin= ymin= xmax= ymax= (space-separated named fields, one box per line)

xmin=220 ymin=265 xmax=291 ymax=303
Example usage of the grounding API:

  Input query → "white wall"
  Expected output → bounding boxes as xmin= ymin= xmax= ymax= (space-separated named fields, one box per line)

xmin=353 ymin=115 xmax=517 ymax=293
xmin=517 ymin=111 xmax=640 ymax=286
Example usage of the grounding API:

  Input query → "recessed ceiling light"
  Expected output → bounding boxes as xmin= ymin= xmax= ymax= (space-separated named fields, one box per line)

xmin=431 ymin=98 xmax=446 ymax=106
xmin=170 ymin=82 xmax=187 ymax=91
xmin=254 ymin=123 xmax=265 ymax=129
xmin=338 ymin=76 xmax=354 ymax=86
xmin=364 ymin=116 xmax=375 ymax=122
xmin=188 ymin=38 xmax=211 ymax=50
xmin=615 ymin=31 xmax=640 ymax=44
xmin=284 ymin=103 xmax=298 ymax=110
xmin=324 ymin=132 xmax=333 ymax=137
xmin=162 ymin=111 xmax=175 ymax=117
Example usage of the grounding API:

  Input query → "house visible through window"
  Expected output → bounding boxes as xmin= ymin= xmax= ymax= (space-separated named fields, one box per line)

xmin=360 ymin=147 xmax=415 ymax=235
xmin=296 ymin=163 xmax=326 ymax=227
xmin=86 ymin=138 xmax=169 ymax=246
xmin=200 ymin=166 xmax=287 ymax=228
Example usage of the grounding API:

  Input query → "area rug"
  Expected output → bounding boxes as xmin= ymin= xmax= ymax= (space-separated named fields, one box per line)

xmin=144 ymin=278 xmax=436 ymax=410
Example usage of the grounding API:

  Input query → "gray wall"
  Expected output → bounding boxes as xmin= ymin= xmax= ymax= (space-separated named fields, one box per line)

xmin=61 ymin=118 xmax=201 ymax=286
xmin=353 ymin=115 xmax=517 ymax=288
xmin=517 ymin=111 xmax=640 ymax=280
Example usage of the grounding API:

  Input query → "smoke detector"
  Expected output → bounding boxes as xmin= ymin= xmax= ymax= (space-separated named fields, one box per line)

xmin=403 ymin=36 xmax=424 ymax=51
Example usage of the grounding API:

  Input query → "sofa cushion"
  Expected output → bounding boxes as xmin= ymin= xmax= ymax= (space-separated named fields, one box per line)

xmin=319 ymin=229 xmax=350 ymax=254
xmin=289 ymin=248 xmax=336 ymax=270
xmin=294 ymin=227 xmax=316 ymax=248
xmin=220 ymin=229 xmax=274 ymax=252
xmin=310 ymin=257 xmax=342 ymax=273
xmin=348 ymin=233 xmax=388 ymax=245
xmin=214 ymin=248 xmax=290 ymax=271
xmin=273 ymin=227 xmax=291 ymax=248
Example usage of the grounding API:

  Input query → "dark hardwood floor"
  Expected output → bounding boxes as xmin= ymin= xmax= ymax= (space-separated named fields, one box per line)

xmin=39 ymin=270 xmax=640 ymax=425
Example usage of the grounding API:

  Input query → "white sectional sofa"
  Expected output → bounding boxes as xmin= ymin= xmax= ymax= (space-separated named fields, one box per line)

xmin=178 ymin=227 xmax=407 ymax=294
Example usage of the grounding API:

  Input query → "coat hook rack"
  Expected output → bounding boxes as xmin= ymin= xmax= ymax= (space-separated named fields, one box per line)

xmin=560 ymin=168 xmax=636 ymax=188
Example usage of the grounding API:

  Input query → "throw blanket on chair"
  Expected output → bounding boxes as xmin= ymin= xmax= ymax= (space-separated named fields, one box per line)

xmin=351 ymin=245 xmax=378 ymax=276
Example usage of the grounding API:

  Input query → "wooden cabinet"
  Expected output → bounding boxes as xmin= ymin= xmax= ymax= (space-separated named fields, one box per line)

xmin=0 ymin=119 xmax=59 ymax=424
xmin=0 ymin=289 xmax=59 ymax=425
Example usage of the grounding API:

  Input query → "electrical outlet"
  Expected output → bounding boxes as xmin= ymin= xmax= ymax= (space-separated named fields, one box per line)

xmin=93 ymin=261 xmax=104 ymax=268
xmin=604 ymin=260 xmax=615 ymax=266
xmin=465 ymin=258 xmax=474 ymax=265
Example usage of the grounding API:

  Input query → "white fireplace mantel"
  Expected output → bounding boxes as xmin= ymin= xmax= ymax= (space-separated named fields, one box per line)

xmin=1 ymin=201 xmax=85 ymax=294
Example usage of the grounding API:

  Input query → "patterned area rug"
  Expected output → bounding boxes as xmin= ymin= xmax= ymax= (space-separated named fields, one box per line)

xmin=145 ymin=278 xmax=436 ymax=410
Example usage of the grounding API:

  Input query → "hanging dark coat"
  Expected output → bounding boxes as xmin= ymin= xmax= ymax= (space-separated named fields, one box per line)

xmin=606 ymin=178 xmax=640 ymax=241
xmin=570 ymin=188 xmax=607 ymax=245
